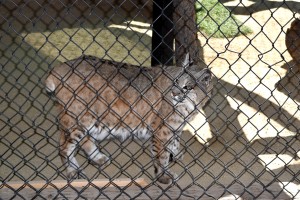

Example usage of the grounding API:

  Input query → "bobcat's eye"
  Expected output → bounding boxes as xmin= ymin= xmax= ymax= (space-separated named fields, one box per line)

xmin=183 ymin=85 xmax=194 ymax=90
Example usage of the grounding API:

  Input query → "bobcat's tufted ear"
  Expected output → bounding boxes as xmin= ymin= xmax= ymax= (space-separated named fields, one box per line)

xmin=181 ymin=53 xmax=193 ymax=69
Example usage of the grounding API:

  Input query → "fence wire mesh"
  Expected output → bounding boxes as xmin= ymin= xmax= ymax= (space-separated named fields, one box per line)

xmin=1 ymin=0 xmax=300 ymax=199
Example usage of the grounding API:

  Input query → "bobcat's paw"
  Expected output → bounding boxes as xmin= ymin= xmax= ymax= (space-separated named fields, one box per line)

xmin=66 ymin=168 xmax=86 ymax=180
xmin=157 ymin=171 xmax=178 ymax=184
xmin=92 ymin=155 xmax=110 ymax=167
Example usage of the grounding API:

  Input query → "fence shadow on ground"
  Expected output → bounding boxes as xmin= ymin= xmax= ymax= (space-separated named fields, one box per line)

xmin=197 ymin=76 xmax=300 ymax=198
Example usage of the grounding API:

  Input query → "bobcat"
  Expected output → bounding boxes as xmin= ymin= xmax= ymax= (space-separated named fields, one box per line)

xmin=45 ymin=54 xmax=212 ymax=184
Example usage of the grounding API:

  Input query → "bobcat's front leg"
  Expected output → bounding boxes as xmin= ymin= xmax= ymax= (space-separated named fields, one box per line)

xmin=152 ymin=128 xmax=178 ymax=184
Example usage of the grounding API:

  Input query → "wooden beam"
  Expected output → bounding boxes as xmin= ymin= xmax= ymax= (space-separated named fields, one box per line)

xmin=1 ymin=179 xmax=299 ymax=199
xmin=1 ymin=178 xmax=147 ymax=189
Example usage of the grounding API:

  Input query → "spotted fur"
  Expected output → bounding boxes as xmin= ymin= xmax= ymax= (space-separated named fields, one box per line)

xmin=45 ymin=54 xmax=212 ymax=184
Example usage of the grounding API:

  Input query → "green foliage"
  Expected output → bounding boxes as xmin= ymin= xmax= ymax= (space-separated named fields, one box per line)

xmin=196 ymin=0 xmax=252 ymax=38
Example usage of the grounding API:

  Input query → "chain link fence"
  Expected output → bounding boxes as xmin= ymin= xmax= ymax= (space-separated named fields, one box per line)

xmin=1 ymin=0 xmax=300 ymax=199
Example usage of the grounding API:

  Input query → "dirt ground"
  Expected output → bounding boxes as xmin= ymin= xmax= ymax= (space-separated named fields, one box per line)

xmin=184 ymin=0 xmax=300 ymax=198
xmin=190 ymin=1 xmax=300 ymax=144
xmin=1 ymin=0 xmax=300 ymax=198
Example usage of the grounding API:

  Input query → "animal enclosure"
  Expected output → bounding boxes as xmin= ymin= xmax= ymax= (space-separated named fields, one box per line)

xmin=1 ymin=0 xmax=300 ymax=199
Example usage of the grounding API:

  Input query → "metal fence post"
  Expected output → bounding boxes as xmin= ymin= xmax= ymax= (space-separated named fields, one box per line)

xmin=151 ymin=0 xmax=174 ymax=66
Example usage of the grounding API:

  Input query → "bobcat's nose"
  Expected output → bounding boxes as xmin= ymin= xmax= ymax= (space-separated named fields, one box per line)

xmin=171 ymin=91 xmax=179 ymax=97
xmin=172 ymin=92 xmax=184 ymax=103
